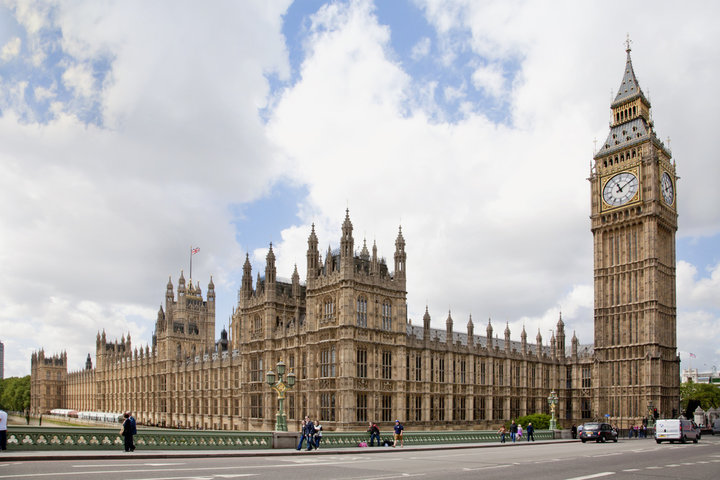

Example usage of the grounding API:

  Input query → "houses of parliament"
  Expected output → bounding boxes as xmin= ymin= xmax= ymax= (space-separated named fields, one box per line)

xmin=31 ymin=45 xmax=680 ymax=431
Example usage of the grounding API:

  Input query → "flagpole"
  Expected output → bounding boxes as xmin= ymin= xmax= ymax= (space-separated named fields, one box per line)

xmin=190 ymin=245 xmax=193 ymax=281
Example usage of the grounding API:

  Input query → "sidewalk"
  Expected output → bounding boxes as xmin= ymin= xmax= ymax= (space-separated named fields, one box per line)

xmin=0 ymin=438 xmax=582 ymax=462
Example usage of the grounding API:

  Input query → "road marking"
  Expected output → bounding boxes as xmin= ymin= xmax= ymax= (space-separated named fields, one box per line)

xmin=564 ymin=472 xmax=614 ymax=480
xmin=698 ymin=461 xmax=709 ymax=464
xmin=622 ymin=469 xmax=639 ymax=472
xmin=646 ymin=466 xmax=662 ymax=469
xmin=534 ymin=458 xmax=561 ymax=463
xmin=591 ymin=453 xmax=622 ymax=458
xmin=666 ymin=464 xmax=680 ymax=467
xmin=462 ymin=465 xmax=512 ymax=472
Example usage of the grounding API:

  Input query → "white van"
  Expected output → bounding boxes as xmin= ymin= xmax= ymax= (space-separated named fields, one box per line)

xmin=655 ymin=419 xmax=699 ymax=444
xmin=713 ymin=419 xmax=720 ymax=435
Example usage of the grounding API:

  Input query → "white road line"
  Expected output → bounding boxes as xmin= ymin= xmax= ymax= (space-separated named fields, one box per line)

xmin=666 ymin=464 xmax=680 ymax=467
xmin=591 ymin=453 xmax=622 ymax=458
xmin=622 ymin=469 xmax=639 ymax=472
xmin=73 ymin=463 xmax=185 ymax=468
xmin=462 ymin=464 xmax=512 ymax=472
xmin=564 ymin=472 xmax=615 ymax=480
xmin=646 ymin=466 xmax=662 ymax=469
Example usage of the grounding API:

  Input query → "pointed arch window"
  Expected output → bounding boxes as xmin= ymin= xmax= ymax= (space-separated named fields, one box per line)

xmin=381 ymin=300 xmax=392 ymax=330
xmin=357 ymin=296 xmax=367 ymax=327
xmin=323 ymin=297 xmax=335 ymax=322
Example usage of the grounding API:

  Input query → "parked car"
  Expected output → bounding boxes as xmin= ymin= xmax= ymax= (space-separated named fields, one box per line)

xmin=713 ymin=419 xmax=720 ymax=435
xmin=655 ymin=419 xmax=699 ymax=444
xmin=580 ymin=422 xmax=618 ymax=443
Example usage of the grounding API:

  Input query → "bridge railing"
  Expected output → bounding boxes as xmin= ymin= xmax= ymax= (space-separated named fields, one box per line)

xmin=5 ymin=426 xmax=555 ymax=450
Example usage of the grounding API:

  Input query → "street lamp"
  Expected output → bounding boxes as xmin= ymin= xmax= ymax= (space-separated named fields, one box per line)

xmin=548 ymin=390 xmax=559 ymax=430
xmin=266 ymin=360 xmax=296 ymax=432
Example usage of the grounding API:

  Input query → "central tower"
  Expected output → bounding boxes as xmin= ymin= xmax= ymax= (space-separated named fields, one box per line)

xmin=590 ymin=41 xmax=679 ymax=422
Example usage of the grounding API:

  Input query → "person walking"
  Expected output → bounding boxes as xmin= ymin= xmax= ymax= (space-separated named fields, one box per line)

xmin=368 ymin=421 xmax=381 ymax=446
xmin=313 ymin=420 xmax=323 ymax=450
xmin=0 ymin=409 xmax=8 ymax=451
xmin=510 ymin=421 xmax=518 ymax=443
xmin=393 ymin=420 xmax=404 ymax=447
xmin=498 ymin=425 xmax=507 ymax=443
xmin=121 ymin=412 xmax=136 ymax=452
xmin=571 ymin=424 xmax=577 ymax=439
xmin=517 ymin=424 xmax=523 ymax=440
xmin=526 ymin=422 xmax=535 ymax=441
xmin=304 ymin=417 xmax=316 ymax=451
xmin=296 ymin=418 xmax=308 ymax=450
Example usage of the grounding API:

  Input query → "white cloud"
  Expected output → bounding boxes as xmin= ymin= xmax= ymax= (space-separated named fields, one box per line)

xmin=1 ymin=0 xmax=719 ymax=380
xmin=61 ymin=62 xmax=95 ymax=98
xmin=1 ymin=36 xmax=21 ymax=61
xmin=411 ymin=36 xmax=431 ymax=60
xmin=471 ymin=62 xmax=505 ymax=98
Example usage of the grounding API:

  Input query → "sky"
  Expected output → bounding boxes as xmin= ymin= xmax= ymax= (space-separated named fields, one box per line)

xmin=1 ymin=0 xmax=719 ymax=379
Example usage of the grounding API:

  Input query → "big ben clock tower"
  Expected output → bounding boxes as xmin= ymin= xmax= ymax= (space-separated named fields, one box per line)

xmin=590 ymin=40 xmax=680 ymax=423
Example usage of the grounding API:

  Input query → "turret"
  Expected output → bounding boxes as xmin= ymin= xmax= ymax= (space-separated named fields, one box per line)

xmin=340 ymin=209 xmax=354 ymax=273
xmin=241 ymin=254 xmax=253 ymax=299
xmin=486 ymin=318 xmax=493 ymax=348
xmin=394 ymin=226 xmax=406 ymax=281
xmin=467 ymin=315 xmax=474 ymax=347
xmin=536 ymin=329 xmax=542 ymax=358
xmin=292 ymin=264 xmax=300 ymax=297
xmin=85 ymin=353 xmax=92 ymax=370
xmin=178 ymin=270 xmax=186 ymax=295
xmin=265 ymin=243 xmax=276 ymax=286
xmin=371 ymin=240 xmax=378 ymax=274
xmin=166 ymin=276 xmax=174 ymax=304
xmin=504 ymin=322 xmax=511 ymax=353
xmin=446 ymin=310 xmax=453 ymax=344
xmin=307 ymin=224 xmax=319 ymax=280
xmin=550 ymin=332 xmax=557 ymax=359
xmin=572 ymin=331 xmax=579 ymax=360
xmin=360 ymin=238 xmax=370 ymax=260
xmin=423 ymin=306 xmax=431 ymax=340
xmin=521 ymin=325 xmax=527 ymax=355
xmin=556 ymin=313 xmax=565 ymax=358
xmin=207 ymin=276 xmax=215 ymax=303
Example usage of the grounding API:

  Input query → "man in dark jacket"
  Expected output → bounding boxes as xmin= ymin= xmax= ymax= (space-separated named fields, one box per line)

xmin=510 ymin=421 xmax=518 ymax=443
xmin=368 ymin=422 xmax=381 ymax=446
xmin=121 ymin=412 xmax=136 ymax=452
xmin=526 ymin=422 xmax=535 ymax=441
xmin=303 ymin=417 xmax=316 ymax=451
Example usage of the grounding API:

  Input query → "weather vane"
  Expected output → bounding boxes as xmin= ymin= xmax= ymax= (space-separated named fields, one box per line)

xmin=625 ymin=34 xmax=632 ymax=52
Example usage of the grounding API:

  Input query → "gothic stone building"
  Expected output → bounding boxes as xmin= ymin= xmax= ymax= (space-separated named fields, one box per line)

xmin=31 ymin=46 xmax=679 ymax=431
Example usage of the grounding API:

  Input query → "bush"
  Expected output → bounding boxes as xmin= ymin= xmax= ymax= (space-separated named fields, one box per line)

xmin=511 ymin=413 xmax=552 ymax=430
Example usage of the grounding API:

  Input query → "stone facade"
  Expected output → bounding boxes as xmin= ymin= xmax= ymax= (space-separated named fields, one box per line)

xmin=31 ymin=46 xmax=678 ymax=430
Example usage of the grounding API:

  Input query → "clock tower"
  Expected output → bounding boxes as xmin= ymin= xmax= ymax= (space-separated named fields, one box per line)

xmin=590 ymin=41 xmax=679 ymax=423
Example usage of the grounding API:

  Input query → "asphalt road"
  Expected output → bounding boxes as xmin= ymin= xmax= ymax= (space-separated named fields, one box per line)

xmin=1 ymin=437 xmax=719 ymax=480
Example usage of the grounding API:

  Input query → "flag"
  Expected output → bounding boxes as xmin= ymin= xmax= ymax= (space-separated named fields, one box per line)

xmin=191 ymin=247 xmax=200 ymax=255
xmin=689 ymin=353 xmax=696 ymax=358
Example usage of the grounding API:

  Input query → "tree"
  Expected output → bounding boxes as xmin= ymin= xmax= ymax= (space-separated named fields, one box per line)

xmin=0 ymin=376 xmax=31 ymax=412
xmin=680 ymin=381 xmax=720 ymax=418
xmin=513 ymin=413 xmax=552 ymax=430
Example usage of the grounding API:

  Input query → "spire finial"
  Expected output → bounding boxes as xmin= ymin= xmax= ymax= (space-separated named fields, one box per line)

xmin=625 ymin=33 xmax=632 ymax=54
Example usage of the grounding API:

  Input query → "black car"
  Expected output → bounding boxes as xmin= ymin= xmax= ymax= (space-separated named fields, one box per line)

xmin=580 ymin=422 xmax=618 ymax=443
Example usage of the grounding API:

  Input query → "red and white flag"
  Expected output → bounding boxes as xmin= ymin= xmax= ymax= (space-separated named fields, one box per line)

xmin=191 ymin=247 xmax=200 ymax=255
xmin=689 ymin=352 xmax=696 ymax=358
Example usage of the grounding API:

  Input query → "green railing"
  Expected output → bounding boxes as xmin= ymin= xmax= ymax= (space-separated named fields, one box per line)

xmin=6 ymin=426 xmax=272 ymax=450
xmin=321 ymin=429 xmax=554 ymax=447
xmin=5 ymin=426 xmax=554 ymax=450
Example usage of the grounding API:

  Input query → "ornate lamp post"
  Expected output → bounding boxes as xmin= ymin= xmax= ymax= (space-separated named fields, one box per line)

xmin=266 ymin=360 xmax=296 ymax=432
xmin=647 ymin=402 xmax=655 ymax=428
xmin=548 ymin=390 xmax=559 ymax=430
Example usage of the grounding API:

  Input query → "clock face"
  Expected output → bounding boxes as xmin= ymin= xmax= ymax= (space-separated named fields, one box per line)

xmin=661 ymin=172 xmax=674 ymax=205
xmin=603 ymin=172 xmax=639 ymax=207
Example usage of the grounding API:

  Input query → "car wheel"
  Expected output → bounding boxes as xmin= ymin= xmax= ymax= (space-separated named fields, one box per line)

xmin=693 ymin=437 xmax=698 ymax=444
xmin=656 ymin=439 xmax=661 ymax=444
xmin=601 ymin=435 xmax=607 ymax=443
xmin=613 ymin=437 xmax=617 ymax=443
xmin=681 ymin=436 xmax=687 ymax=444
xmin=581 ymin=439 xmax=586 ymax=443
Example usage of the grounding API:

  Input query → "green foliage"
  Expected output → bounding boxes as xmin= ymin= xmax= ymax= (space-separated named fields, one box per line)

xmin=512 ymin=413 xmax=552 ymax=430
xmin=680 ymin=381 xmax=720 ymax=416
xmin=0 ymin=376 xmax=31 ymax=411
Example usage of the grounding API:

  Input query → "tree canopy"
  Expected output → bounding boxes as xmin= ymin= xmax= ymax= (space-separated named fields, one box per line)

xmin=0 ymin=376 xmax=31 ymax=412
xmin=680 ymin=380 xmax=720 ymax=418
